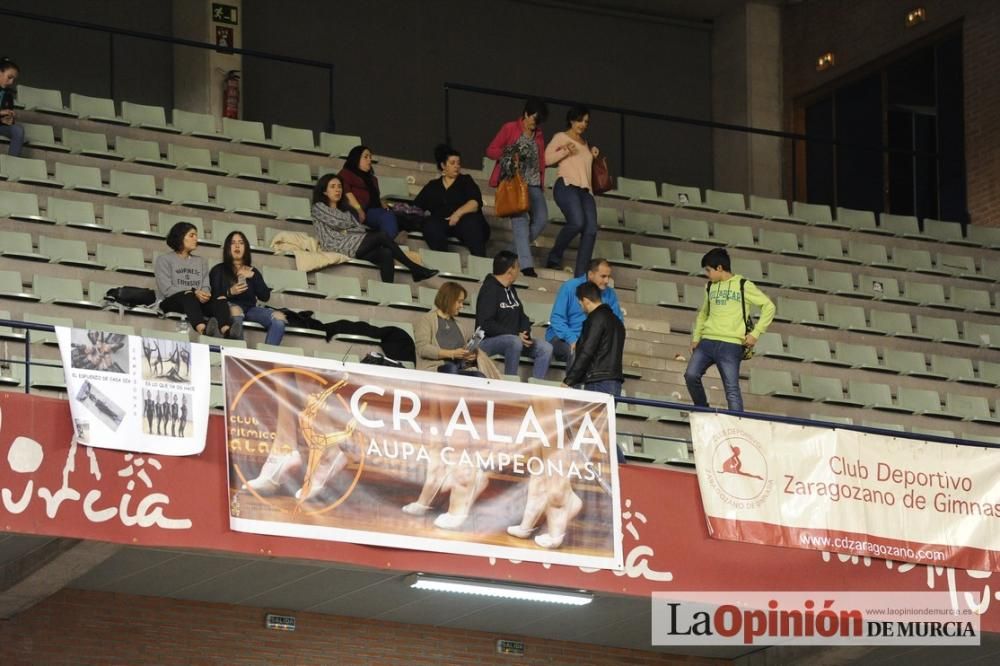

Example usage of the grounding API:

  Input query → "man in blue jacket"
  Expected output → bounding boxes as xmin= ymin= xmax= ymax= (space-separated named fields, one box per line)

xmin=546 ymin=258 xmax=624 ymax=374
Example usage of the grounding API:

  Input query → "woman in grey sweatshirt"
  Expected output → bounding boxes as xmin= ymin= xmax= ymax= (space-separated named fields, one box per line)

xmin=154 ymin=221 xmax=233 ymax=337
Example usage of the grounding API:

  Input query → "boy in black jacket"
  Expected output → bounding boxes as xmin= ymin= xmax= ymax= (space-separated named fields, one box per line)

xmin=476 ymin=251 xmax=553 ymax=378
xmin=563 ymin=281 xmax=625 ymax=394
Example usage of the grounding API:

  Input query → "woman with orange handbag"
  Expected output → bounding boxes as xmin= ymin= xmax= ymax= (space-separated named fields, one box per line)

xmin=544 ymin=104 xmax=601 ymax=277
xmin=485 ymin=99 xmax=550 ymax=278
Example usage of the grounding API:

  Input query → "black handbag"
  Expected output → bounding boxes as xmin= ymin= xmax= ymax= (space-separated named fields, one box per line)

xmin=105 ymin=286 xmax=156 ymax=307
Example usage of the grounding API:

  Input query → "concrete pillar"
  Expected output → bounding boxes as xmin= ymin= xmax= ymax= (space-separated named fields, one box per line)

xmin=172 ymin=0 xmax=243 ymax=121
xmin=712 ymin=1 xmax=783 ymax=198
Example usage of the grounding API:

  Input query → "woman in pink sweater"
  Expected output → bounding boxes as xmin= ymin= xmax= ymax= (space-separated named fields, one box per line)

xmin=544 ymin=105 xmax=600 ymax=277
xmin=485 ymin=99 xmax=549 ymax=278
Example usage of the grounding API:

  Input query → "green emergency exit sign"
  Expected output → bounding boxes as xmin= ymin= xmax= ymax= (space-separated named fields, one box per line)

xmin=212 ymin=3 xmax=239 ymax=25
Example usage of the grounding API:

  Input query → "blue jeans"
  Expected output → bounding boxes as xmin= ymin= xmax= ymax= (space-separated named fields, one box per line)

xmin=684 ymin=339 xmax=744 ymax=412
xmin=584 ymin=380 xmax=625 ymax=463
xmin=438 ymin=362 xmax=484 ymax=378
xmin=236 ymin=306 xmax=287 ymax=346
xmin=364 ymin=207 xmax=399 ymax=238
xmin=0 ymin=123 xmax=25 ymax=157
xmin=509 ymin=185 xmax=548 ymax=270
xmin=480 ymin=334 xmax=553 ymax=379
xmin=549 ymin=178 xmax=597 ymax=277
xmin=551 ymin=336 xmax=575 ymax=372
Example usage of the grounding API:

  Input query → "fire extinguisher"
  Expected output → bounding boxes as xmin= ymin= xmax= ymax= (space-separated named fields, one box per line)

xmin=223 ymin=70 xmax=240 ymax=119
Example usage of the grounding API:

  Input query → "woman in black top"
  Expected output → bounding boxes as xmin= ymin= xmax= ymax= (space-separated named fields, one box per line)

xmin=413 ymin=144 xmax=491 ymax=257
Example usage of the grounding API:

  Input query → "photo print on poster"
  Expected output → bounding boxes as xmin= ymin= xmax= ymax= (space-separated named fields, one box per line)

xmin=70 ymin=329 xmax=129 ymax=374
xmin=75 ymin=380 xmax=126 ymax=432
xmin=144 ymin=390 xmax=193 ymax=438
xmin=142 ymin=338 xmax=192 ymax=384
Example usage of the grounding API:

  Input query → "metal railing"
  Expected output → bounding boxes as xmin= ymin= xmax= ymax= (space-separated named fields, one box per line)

xmin=443 ymin=81 xmax=941 ymax=210
xmin=3 ymin=318 xmax=997 ymax=452
xmin=0 ymin=7 xmax=337 ymax=131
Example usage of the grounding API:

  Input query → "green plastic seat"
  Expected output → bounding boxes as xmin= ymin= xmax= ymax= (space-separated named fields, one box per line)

xmin=787 ymin=336 xmax=849 ymax=366
xmin=607 ymin=177 xmax=657 ymax=200
xmin=935 ymin=253 xmax=977 ymax=278
xmin=121 ymin=101 xmax=178 ymax=133
xmin=835 ymin=207 xmax=881 ymax=234
xmin=964 ymin=322 xmax=1000 ymax=348
xmin=366 ymin=280 xmax=415 ymax=310
xmin=268 ymin=159 xmax=314 ymax=188
xmin=753 ymin=332 xmax=801 ymax=360
xmin=315 ymin=274 xmax=378 ymax=304
xmin=222 ymin=117 xmax=278 ymax=148
xmin=824 ymin=303 xmax=877 ymax=334
xmin=766 ymin=263 xmax=813 ymax=290
xmin=705 ymin=189 xmax=754 ymax=215
xmin=61 ymin=128 xmax=121 ymax=159
xmin=216 ymin=185 xmax=276 ymax=218
xmin=949 ymin=286 xmax=993 ymax=313
xmin=172 ymin=108 xmax=224 ymax=140
xmin=846 ymin=241 xmax=893 ymax=268
xmin=904 ymin=282 xmax=952 ymax=309
xmin=897 ymin=387 xmax=958 ymax=418
xmin=748 ymin=368 xmax=802 ymax=399
xmin=54 ymin=162 xmax=116 ymax=196
xmin=23 ymin=313 xmax=73 ymax=345
xmin=774 ymin=297 xmax=826 ymax=327
xmin=219 ymin=152 xmax=275 ymax=183
xmin=893 ymin=248 xmax=941 ymax=274
xmin=923 ymin=218 xmax=975 ymax=246
xmin=162 ymin=178 xmax=224 ymax=211
xmin=15 ymin=85 xmax=76 ymax=116
xmin=20 ymin=123 xmax=67 ymax=152
xmin=749 ymin=195 xmax=801 ymax=222
xmin=96 ymin=244 xmax=151 ymax=275
xmin=799 ymin=376 xmax=854 ymax=403
xmin=834 ymin=342 xmax=883 ymax=370
xmin=379 ymin=176 xmax=411 ymax=201
xmin=167 ymin=144 xmax=225 ymax=175
xmin=319 ymin=132 xmax=362 ymax=158
xmin=812 ymin=269 xmax=856 ymax=296
xmin=0 ymin=269 xmax=37 ymax=301
xmin=635 ymin=278 xmax=680 ymax=308
xmin=882 ymin=349 xmax=939 ymax=378
xmin=418 ymin=249 xmax=465 ymax=279
xmin=966 ymin=226 xmax=1000 ymax=249
xmin=802 ymin=235 xmax=850 ymax=263
xmin=114 ymin=137 xmax=175 ymax=168
xmin=930 ymin=355 xmax=984 ymax=384
xmin=1 ymin=154 xmax=57 ymax=187
xmin=868 ymin=310 xmax=923 ymax=338
xmin=33 ymin=274 xmax=101 ymax=309
xmin=109 ymin=170 xmax=170 ymax=204
xmin=977 ymin=360 xmax=1000 ymax=386
xmin=68 ymin=93 xmax=126 ymax=125
xmin=668 ymin=217 xmax=716 ymax=244
xmin=630 ymin=244 xmax=677 ymax=273
xmin=211 ymin=219 xmax=261 ymax=248
xmin=266 ymin=192 xmax=312 ymax=223
xmin=674 ymin=250 xmax=704 ymax=275
xmin=792 ymin=201 xmax=838 ymax=227
xmin=271 ymin=124 xmax=325 ymax=155
xmin=47 ymin=197 xmax=105 ymax=230
xmin=622 ymin=210 xmax=666 ymax=235
xmin=878 ymin=213 xmax=921 ymax=238
xmin=465 ymin=255 xmax=494 ymax=281
xmin=38 ymin=235 xmax=104 ymax=269
xmin=713 ymin=223 xmax=756 ymax=249
xmin=731 ymin=258 xmax=773 ymax=286
xmin=848 ymin=381 xmax=908 ymax=412
xmin=757 ymin=228 xmax=810 ymax=257
xmin=0 ymin=230 xmax=48 ymax=262
xmin=857 ymin=275 xmax=910 ymax=302
xmin=915 ymin=315 xmax=968 ymax=346
xmin=268 ymin=268 xmax=326 ymax=298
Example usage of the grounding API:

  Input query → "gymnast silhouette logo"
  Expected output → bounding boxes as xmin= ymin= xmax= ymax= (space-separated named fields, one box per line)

xmin=708 ymin=433 xmax=773 ymax=505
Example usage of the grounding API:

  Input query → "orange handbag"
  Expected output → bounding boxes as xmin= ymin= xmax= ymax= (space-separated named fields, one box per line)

xmin=494 ymin=155 xmax=529 ymax=217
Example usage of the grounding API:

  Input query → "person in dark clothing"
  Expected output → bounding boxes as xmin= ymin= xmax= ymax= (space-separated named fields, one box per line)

xmin=170 ymin=394 xmax=179 ymax=437
xmin=563 ymin=281 xmax=626 ymax=463
xmin=154 ymin=392 xmax=165 ymax=435
xmin=178 ymin=399 xmax=188 ymax=437
xmin=0 ymin=58 xmax=25 ymax=157
xmin=311 ymin=174 xmax=438 ymax=284
xmin=563 ymin=281 xmax=625 ymax=394
xmin=155 ymin=222 xmax=232 ymax=337
xmin=338 ymin=145 xmax=403 ymax=238
xmin=210 ymin=231 xmax=286 ymax=345
xmin=413 ymin=144 xmax=491 ymax=257
xmin=144 ymin=390 xmax=155 ymax=434
xmin=475 ymin=251 xmax=552 ymax=379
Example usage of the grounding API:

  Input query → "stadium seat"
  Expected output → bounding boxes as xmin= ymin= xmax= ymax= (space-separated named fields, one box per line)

xmin=222 ymin=118 xmax=278 ymax=148
xmin=749 ymin=195 xmax=802 ymax=222
xmin=964 ymin=322 xmax=1000 ymax=349
xmin=61 ymin=128 xmax=122 ymax=160
xmin=418 ymin=249 xmax=467 ymax=280
xmin=757 ymin=229 xmax=810 ymax=257
xmin=731 ymin=258 xmax=774 ymax=286
xmin=766 ymin=263 xmax=814 ymax=291
xmin=799 ymin=376 xmax=856 ymax=404
xmin=367 ymin=280 xmax=422 ymax=310
xmin=774 ymin=297 xmax=826 ymax=327
xmin=935 ymin=253 xmax=979 ymax=280
xmin=949 ymin=286 xmax=994 ymax=314
xmin=914 ymin=315 xmax=969 ymax=346
xmin=114 ymin=137 xmax=175 ymax=168
xmin=20 ymin=123 xmax=68 ymax=152
xmin=660 ymin=182 xmax=713 ymax=209
xmin=219 ymin=152 xmax=276 ymax=183
xmin=55 ymin=163 xmax=117 ymax=196
xmin=85 ymin=320 xmax=136 ymax=336
xmin=0 ymin=230 xmax=48 ymax=262
xmin=268 ymin=159 xmax=314 ymax=188
xmin=712 ymin=223 xmax=756 ymax=250
xmin=922 ymin=218 xmax=975 ymax=246
xmin=878 ymin=213 xmax=921 ymax=238
xmin=857 ymin=275 xmax=911 ymax=303
xmin=903 ymin=282 xmax=953 ymax=309
xmin=896 ymin=387 xmax=956 ymax=418
xmin=121 ymin=101 xmax=179 ymax=133
xmin=379 ymin=176 xmax=412 ymax=201
xmin=847 ymin=381 xmax=909 ymax=412
xmin=868 ymin=310 xmax=923 ymax=338
xmin=749 ymin=368 xmax=802 ymax=399
xmin=824 ymin=303 xmax=879 ymax=334
xmin=977 ymin=361 xmax=1000 ymax=386
xmin=47 ymin=197 xmax=105 ymax=231
xmin=893 ymin=248 xmax=942 ymax=275
xmin=846 ymin=241 xmax=893 ymax=268
xmin=1 ymin=154 xmax=58 ymax=187
xmin=966 ymin=225 xmax=1000 ymax=250
xmin=667 ymin=217 xmax=716 ymax=244
xmin=319 ymin=132 xmax=362 ymax=158
xmin=0 ymin=270 xmax=37 ymax=301
xmin=930 ymin=355 xmax=989 ymax=385
xmin=167 ymin=144 xmax=225 ymax=175
xmin=882 ymin=349 xmax=940 ymax=378
xmin=787 ymin=336 xmax=850 ymax=366
xmin=69 ymin=93 xmax=127 ymax=125
xmin=16 ymin=85 xmax=76 ymax=116
xmin=96 ymin=244 xmax=152 ymax=276
xmin=594 ymin=240 xmax=640 ymax=268
xmin=674 ymin=249 xmax=705 ymax=275
xmin=271 ymin=124 xmax=325 ymax=155
xmin=109 ymin=170 xmax=170 ymax=204
xmin=803 ymin=236 xmax=852 ymax=263
xmin=162 ymin=178 xmax=224 ymax=211
xmin=172 ymin=108 xmax=225 ymax=140
xmin=792 ymin=201 xmax=839 ymax=227
xmin=32 ymin=274 xmax=101 ymax=309
xmin=835 ymin=207 xmax=881 ymax=234
xmin=268 ymin=268 xmax=326 ymax=298
xmin=266 ymin=192 xmax=312 ymax=224
xmin=753 ymin=332 xmax=801 ymax=361
xmin=622 ymin=211 xmax=667 ymax=236
xmin=210 ymin=220 xmax=261 ymax=249
xmin=606 ymin=177 xmax=657 ymax=201
xmin=834 ymin=342 xmax=883 ymax=371
xmin=705 ymin=189 xmax=755 ymax=216
xmin=949 ymin=395 xmax=999 ymax=424
xmin=38 ymin=236 xmax=104 ymax=269
xmin=630 ymin=244 xmax=679 ymax=274
xmin=812 ymin=269 xmax=856 ymax=296
xmin=216 ymin=185 xmax=276 ymax=218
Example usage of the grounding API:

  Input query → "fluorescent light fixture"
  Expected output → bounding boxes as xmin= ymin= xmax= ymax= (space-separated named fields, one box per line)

xmin=406 ymin=574 xmax=593 ymax=606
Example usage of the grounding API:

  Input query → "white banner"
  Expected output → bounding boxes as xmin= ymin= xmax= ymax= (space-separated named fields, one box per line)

xmin=56 ymin=326 xmax=211 ymax=456
xmin=692 ymin=413 xmax=1000 ymax=571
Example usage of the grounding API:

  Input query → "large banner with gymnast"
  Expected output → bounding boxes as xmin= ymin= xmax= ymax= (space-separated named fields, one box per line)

xmin=223 ymin=348 xmax=623 ymax=570
xmin=56 ymin=326 xmax=211 ymax=456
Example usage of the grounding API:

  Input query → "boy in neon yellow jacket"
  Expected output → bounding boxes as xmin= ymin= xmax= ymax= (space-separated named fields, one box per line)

xmin=685 ymin=248 xmax=775 ymax=412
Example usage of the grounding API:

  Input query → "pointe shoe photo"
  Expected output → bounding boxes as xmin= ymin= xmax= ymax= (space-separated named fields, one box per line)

xmin=433 ymin=512 xmax=468 ymax=530
xmin=506 ymin=525 xmax=537 ymax=539
xmin=296 ymin=451 xmax=345 ymax=502
xmin=243 ymin=449 xmax=301 ymax=496
xmin=534 ymin=532 xmax=566 ymax=549
xmin=401 ymin=502 xmax=433 ymax=515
